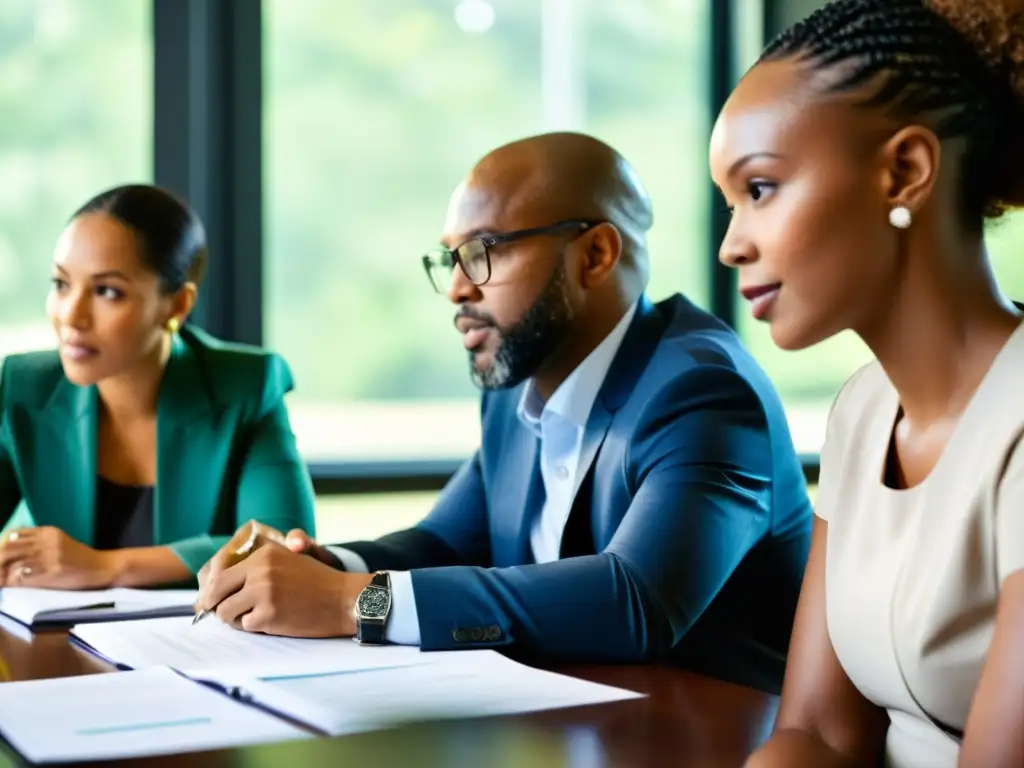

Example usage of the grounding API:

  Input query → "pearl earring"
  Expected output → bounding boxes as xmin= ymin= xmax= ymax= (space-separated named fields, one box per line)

xmin=889 ymin=205 xmax=912 ymax=229
xmin=166 ymin=317 xmax=180 ymax=334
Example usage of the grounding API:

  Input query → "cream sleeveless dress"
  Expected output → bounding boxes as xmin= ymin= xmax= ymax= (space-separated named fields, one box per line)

xmin=817 ymin=324 xmax=1024 ymax=767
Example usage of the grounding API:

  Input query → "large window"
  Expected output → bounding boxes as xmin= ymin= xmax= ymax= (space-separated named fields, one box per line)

xmin=740 ymin=214 xmax=1024 ymax=455
xmin=265 ymin=0 xmax=710 ymax=462
xmin=986 ymin=214 xmax=1024 ymax=305
xmin=0 ymin=0 xmax=152 ymax=363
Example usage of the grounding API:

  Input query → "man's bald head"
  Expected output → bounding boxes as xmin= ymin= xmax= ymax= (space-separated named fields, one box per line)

xmin=445 ymin=132 xmax=653 ymax=291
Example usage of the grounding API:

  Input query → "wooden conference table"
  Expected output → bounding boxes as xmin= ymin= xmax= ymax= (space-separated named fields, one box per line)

xmin=0 ymin=621 xmax=779 ymax=767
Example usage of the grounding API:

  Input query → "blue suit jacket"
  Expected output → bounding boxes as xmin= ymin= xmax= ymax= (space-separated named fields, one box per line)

xmin=342 ymin=295 xmax=812 ymax=692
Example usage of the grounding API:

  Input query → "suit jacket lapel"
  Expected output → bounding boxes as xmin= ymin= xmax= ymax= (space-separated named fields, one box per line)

xmin=517 ymin=443 xmax=545 ymax=564
xmin=35 ymin=379 xmax=97 ymax=545
xmin=492 ymin=425 xmax=543 ymax=566
xmin=155 ymin=332 xmax=216 ymax=545
xmin=574 ymin=402 xmax=612 ymax=511
xmin=570 ymin=296 xmax=666 ymax=507
xmin=494 ymin=297 xmax=669 ymax=564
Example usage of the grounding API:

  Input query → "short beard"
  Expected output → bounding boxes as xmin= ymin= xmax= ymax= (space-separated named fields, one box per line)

xmin=470 ymin=261 xmax=573 ymax=390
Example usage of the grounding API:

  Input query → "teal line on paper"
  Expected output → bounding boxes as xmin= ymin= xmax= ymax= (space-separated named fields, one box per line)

xmin=76 ymin=717 xmax=213 ymax=736
xmin=260 ymin=664 xmax=413 ymax=682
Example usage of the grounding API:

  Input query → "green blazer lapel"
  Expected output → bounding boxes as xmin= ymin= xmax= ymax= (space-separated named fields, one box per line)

xmin=155 ymin=333 xmax=218 ymax=545
xmin=36 ymin=378 xmax=98 ymax=545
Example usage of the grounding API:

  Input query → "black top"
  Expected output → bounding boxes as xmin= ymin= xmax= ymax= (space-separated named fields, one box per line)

xmin=93 ymin=475 xmax=154 ymax=550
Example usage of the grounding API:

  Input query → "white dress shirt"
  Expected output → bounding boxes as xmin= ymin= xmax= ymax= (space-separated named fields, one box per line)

xmin=328 ymin=301 xmax=639 ymax=645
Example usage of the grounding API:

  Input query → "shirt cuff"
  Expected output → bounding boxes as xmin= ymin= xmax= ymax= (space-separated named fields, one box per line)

xmin=383 ymin=570 xmax=421 ymax=646
xmin=325 ymin=546 xmax=368 ymax=573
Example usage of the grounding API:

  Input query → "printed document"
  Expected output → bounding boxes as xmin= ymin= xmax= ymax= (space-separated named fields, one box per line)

xmin=0 ymin=667 xmax=308 ymax=763
xmin=0 ymin=587 xmax=196 ymax=627
xmin=193 ymin=650 xmax=644 ymax=736
xmin=70 ymin=615 xmax=438 ymax=672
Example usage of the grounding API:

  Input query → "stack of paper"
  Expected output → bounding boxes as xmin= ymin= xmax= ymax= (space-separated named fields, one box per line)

xmin=0 ymin=667 xmax=309 ymax=763
xmin=0 ymin=615 xmax=647 ymax=763
xmin=193 ymin=651 xmax=645 ymax=736
xmin=0 ymin=587 xmax=196 ymax=628
xmin=70 ymin=615 xmax=644 ymax=733
xmin=70 ymin=615 xmax=434 ymax=671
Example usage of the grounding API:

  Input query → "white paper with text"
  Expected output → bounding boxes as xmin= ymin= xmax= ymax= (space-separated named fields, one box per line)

xmin=194 ymin=650 xmax=644 ymax=736
xmin=0 ymin=667 xmax=308 ymax=763
xmin=70 ymin=615 xmax=440 ymax=673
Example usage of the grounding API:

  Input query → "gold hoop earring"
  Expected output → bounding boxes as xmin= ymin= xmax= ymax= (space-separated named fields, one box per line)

xmin=166 ymin=317 xmax=180 ymax=334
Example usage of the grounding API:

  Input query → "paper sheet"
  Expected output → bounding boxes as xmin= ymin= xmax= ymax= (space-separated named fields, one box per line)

xmin=197 ymin=650 xmax=645 ymax=736
xmin=71 ymin=615 xmax=438 ymax=673
xmin=0 ymin=587 xmax=196 ymax=627
xmin=0 ymin=667 xmax=308 ymax=763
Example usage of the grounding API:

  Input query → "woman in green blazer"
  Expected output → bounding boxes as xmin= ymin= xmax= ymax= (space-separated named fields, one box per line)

xmin=0 ymin=184 xmax=316 ymax=588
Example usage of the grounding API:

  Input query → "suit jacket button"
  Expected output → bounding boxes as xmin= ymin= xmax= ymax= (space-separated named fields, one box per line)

xmin=468 ymin=627 xmax=484 ymax=642
xmin=486 ymin=625 xmax=501 ymax=641
xmin=453 ymin=628 xmax=469 ymax=643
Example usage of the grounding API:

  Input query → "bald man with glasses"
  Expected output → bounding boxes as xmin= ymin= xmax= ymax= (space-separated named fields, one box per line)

xmin=196 ymin=132 xmax=812 ymax=694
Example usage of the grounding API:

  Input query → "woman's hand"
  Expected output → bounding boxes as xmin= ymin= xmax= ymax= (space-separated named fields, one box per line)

xmin=0 ymin=527 xmax=120 ymax=589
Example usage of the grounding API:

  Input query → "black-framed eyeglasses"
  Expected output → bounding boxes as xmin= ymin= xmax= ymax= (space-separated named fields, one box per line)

xmin=421 ymin=219 xmax=604 ymax=293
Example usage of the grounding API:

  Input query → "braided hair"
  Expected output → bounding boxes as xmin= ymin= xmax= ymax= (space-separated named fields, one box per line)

xmin=761 ymin=0 xmax=1024 ymax=226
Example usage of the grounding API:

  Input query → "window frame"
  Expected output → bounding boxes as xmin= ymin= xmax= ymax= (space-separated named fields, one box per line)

xmin=152 ymin=0 xmax=820 ymax=494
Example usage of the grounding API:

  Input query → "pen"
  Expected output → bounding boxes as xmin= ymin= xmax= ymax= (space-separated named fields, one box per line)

xmin=192 ymin=524 xmax=261 ymax=625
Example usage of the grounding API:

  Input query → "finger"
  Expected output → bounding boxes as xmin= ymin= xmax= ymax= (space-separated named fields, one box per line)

xmin=0 ymin=539 xmax=38 ymax=569
xmin=9 ymin=560 xmax=43 ymax=586
xmin=283 ymin=530 xmax=338 ymax=567
xmin=284 ymin=529 xmax=315 ymax=553
xmin=201 ymin=525 xmax=258 ymax=586
xmin=0 ymin=528 xmax=37 ymax=549
xmin=196 ymin=558 xmax=252 ymax=612
xmin=214 ymin=587 xmax=256 ymax=629
xmin=2 ymin=527 xmax=38 ymax=542
xmin=196 ymin=561 xmax=211 ymax=590
xmin=240 ymin=604 xmax=272 ymax=634
xmin=2 ymin=529 xmax=30 ymax=544
xmin=253 ymin=523 xmax=286 ymax=546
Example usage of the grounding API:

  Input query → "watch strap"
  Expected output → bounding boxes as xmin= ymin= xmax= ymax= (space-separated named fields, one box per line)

xmin=356 ymin=571 xmax=391 ymax=645
xmin=356 ymin=617 xmax=387 ymax=644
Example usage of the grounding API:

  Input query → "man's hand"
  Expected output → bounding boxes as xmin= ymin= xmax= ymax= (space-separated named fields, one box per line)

xmin=198 ymin=521 xmax=341 ymax=591
xmin=0 ymin=527 xmax=119 ymax=589
xmin=194 ymin=541 xmax=373 ymax=638
xmin=198 ymin=521 xmax=273 ymax=590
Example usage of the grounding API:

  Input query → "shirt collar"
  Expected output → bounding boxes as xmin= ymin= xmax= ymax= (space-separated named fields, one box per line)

xmin=517 ymin=300 xmax=639 ymax=434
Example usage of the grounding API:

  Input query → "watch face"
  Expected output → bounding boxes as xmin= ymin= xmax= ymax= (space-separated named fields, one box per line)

xmin=357 ymin=586 xmax=389 ymax=618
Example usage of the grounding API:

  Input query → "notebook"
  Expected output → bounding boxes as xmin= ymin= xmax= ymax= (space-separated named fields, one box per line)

xmin=0 ymin=587 xmax=197 ymax=628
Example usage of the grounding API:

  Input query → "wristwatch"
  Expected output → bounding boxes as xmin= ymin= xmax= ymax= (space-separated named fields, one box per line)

xmin=354 ymin=571 xmax=391 ymax=645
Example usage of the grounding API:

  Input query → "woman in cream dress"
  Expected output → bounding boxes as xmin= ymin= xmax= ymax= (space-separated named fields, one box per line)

xmin=710 ymin=0 xmax=1024 ymax=766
